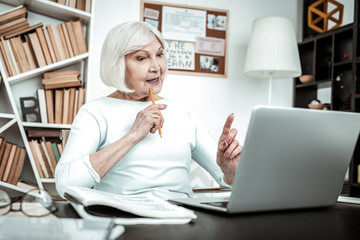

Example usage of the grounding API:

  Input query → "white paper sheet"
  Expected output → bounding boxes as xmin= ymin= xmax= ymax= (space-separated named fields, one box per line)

xmin=195 ymin=36 xmax=225 ymax=56
xmin=161 ymin=6 xmax=206 ymax=42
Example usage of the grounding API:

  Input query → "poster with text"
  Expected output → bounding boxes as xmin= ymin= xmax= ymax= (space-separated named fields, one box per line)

xmin=165 ymin=40 xmax=195 ymax=70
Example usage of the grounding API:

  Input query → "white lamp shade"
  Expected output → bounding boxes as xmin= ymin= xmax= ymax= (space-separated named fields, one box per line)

xmin=244 ymin=17 xmax=301 ymax=78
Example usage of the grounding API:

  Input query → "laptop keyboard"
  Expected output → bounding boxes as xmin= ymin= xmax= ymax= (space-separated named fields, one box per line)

xmin=202 ymin=201 xmax=229 ymax=208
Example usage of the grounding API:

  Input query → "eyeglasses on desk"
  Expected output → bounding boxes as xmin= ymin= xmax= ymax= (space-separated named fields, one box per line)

xmin=0 ymin=187 xmax=57 ymax=217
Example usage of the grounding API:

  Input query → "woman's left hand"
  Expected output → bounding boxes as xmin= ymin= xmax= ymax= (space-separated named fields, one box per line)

xmin=217 ymin=113 xmax=242 ymax=185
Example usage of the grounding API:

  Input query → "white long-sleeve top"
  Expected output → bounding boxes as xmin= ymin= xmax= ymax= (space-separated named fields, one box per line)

xmin=55 ymin=97 xmax=227 ymax=199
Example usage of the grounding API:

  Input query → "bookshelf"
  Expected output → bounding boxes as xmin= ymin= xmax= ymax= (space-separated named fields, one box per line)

xmin=0 ymin=0 xmax=94 ymax=196
xmin=294 ymin=0 xmax=360 ymax=197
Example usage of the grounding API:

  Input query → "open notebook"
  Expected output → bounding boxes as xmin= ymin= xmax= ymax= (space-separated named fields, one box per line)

xmin=170 ymin=106 xmax=360 ymax=213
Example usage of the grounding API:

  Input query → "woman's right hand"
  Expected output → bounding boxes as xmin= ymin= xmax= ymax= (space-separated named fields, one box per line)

xmin=129 ymin=104 xmax=167 ymax=141
xmin=88 ymin=103 xmax=166 ymax=178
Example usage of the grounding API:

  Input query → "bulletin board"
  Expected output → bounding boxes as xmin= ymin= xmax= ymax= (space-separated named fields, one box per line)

xmin=141 ymin=0 xmax=229 ymax=77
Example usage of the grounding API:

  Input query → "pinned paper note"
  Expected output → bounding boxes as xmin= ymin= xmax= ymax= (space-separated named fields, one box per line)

xmin=161 ymin=6 xmax=206 ymax=42
xmin=165 ymin=40 xmax=195 ymax=70
xmin=195 ymin=36 xmax=225 ymax=57
xmin=145 ymin=18 xmax=159 ymax=29
xmin=144 ymin=8 xmax=159 ymax=20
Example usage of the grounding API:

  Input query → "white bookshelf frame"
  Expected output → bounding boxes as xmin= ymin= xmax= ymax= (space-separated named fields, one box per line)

xmin=0 ymin=0 xmax=95 ymax=195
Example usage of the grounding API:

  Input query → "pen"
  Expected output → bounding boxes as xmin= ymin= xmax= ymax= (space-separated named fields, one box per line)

xmin=149 ymin=88 xmax=163 ymax=138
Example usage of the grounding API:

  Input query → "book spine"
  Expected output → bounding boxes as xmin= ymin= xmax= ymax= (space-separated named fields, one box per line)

xmin=72 ymin=20 xmax=87 ymax=54
xmin=36 ymin=27 xmax=53 ymax=65
xmin=37 ymin=89 xmax=48 ymax=124
xmin=43 ymin=28 xmax=57 ymax=63
xmin=9 ymin=148 xmax=26 ymax=185
xmin=54 ymin=89 xmax=63 ymax=124
xmin=45 ymin=89 xmax=54 ymax=124
xmin=28 ymin=140 xmax=45 ymax=178
xmin=23 ymin=35 xmax=38 ymax=69
xmin=0 ymin=143 xmax=13 ymax=179
xmin=2 ymin=144 xmax=17 ymax=181
xmin=28 ymin=31 xmax=47 ymax=67
xmin=13 ymin=36 xmax=30 ymax=72
xmin=7 ymin=147 xmax=21 ymax=184
xmin=62 ymin=88 xmax=70 ymax=124
xmin=0 ymin=40 xmax=12 ymax=76
xmin=9 ymin=37 xmax=24 ymax=73
xmin=1 ymin=38 xmax=19 ymax=75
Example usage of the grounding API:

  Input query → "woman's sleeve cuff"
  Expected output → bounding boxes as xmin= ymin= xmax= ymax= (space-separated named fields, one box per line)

xmin=83 ymin=155 xmax=101 ymax=183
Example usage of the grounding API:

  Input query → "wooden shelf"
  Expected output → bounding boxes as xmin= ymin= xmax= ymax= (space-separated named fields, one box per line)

xmin=295 ymin=0 xmax=360 ymax=198
xmin=295 ymin=80 xmax=331 ymax=89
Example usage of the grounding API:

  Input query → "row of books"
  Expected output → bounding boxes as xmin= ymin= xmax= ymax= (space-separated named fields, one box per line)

xmin=0 ymin=137 xmax=26 ymax=185
xmin=51 ymin=0 xmax=92 ymax=13
xmin=28 ymin=137 xmax=63 ymax=179
xmin=42 ymin=69 xmax=82 ymax=89
xmin=37 ymin=69 xmax=85 ymax=124
xmin=38 ymin=86 xmax=86 ymax=125
xmin=0 ymin=7 xmax=87 ymax=77
xmin=0 ymin=6 xmax=39 ymax=39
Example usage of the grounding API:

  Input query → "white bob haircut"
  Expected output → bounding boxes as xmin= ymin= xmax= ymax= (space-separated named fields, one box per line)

xmin=100 ymin=21 xmax=167 ymax=93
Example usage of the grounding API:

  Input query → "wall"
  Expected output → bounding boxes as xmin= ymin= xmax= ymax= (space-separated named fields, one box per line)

xmin=88 ymin=0 xmax=299 ymax=143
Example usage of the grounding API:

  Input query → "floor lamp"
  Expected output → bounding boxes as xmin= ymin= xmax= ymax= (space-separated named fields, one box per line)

xmin=243 ymin=17 xmax=302 ymax=105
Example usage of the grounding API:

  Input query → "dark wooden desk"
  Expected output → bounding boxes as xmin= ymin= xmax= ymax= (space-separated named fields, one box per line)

xmin=55 ymin=202 xmax=360 ymax=240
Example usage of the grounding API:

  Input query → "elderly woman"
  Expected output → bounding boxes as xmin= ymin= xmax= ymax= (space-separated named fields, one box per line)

xmin=55 ymin=21 xmax=242 ymax=199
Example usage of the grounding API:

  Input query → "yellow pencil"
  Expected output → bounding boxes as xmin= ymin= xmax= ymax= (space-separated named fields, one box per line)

xmin=149 ymin=88 xmax=162 ymax=138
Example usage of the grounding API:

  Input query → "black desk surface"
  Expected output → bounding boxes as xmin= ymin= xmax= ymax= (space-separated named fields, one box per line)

xmin=55 ymin=202 xmax=360 ymax=240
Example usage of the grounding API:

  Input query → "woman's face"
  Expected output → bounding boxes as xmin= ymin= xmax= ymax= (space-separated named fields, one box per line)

xmin=125 ymin=37 xmax=166 ymax=100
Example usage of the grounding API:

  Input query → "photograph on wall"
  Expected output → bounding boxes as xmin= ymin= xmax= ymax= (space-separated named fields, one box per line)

xmin=207 ymin=14 xmax=227 ymax=31
xmin=200 ymin=55 xmax=219 ymax=72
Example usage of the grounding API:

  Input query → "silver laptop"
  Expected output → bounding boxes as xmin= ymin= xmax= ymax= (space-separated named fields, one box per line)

xmin=169 ymin=105 xmax=360 ymax=213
